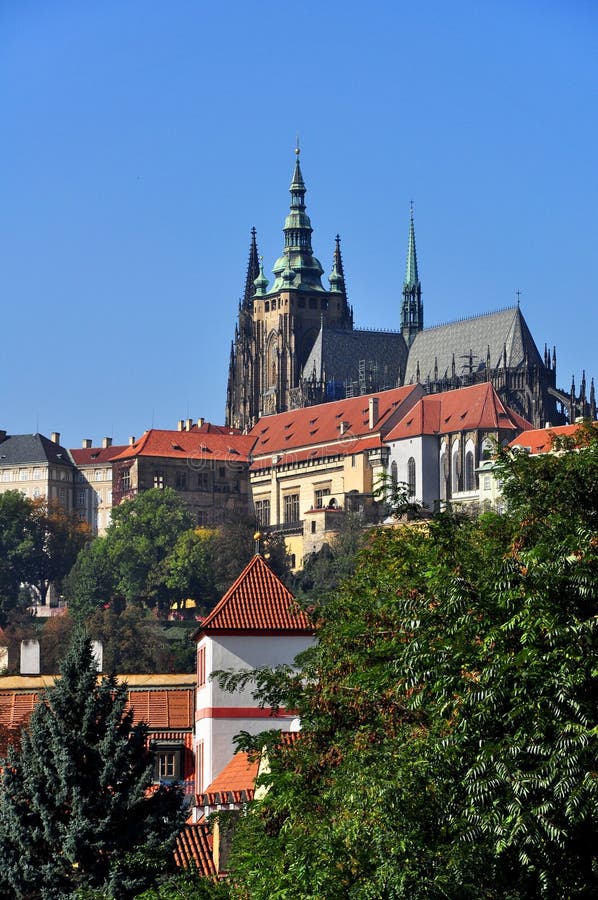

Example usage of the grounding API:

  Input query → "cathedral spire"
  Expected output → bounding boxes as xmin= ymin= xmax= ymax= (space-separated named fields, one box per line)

xmin=329 ymin=234 xmax=346 ymax=295
xmin=243 ymin=227 xmax=260 ymax=309
xmin=400 ymin=204 xmax=423 ymax=347
xmin=271 ymin=147 xmax=325 ymax=292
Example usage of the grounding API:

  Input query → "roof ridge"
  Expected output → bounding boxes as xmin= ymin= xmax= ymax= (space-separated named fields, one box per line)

xmin=420 ymin=305 xmax=517 ymax=334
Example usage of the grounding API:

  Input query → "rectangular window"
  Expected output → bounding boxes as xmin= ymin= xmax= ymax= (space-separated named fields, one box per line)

xmin=197 ymin=645 xmax=206 ymax=687
xmin=218 ymin=467 xmax=226 ymax=478
xmin=255 ymin=498 xmax=270 ymax=527
xmin=77 ymin=490 xmax=86 ymax=507
xmin=120 ymin=470 xmax=131 ymax=492
xmin=198 ymin=472 xmax=209 ymax=491
xmin=20 ymin=468 xmax=28 ymax=481
xmin=32 ymin=467 xmax=41 ymax=480
xmin=483 ymin=475 xmax=491 ymax=490
xmin=175 ymin=470 xmax=188 ymax=490
xmin=153 ymin=745 xmax=182 ymax=783
xmin=153 ymin=472 xmax=165 ymax=489
xmin=1 ymin=471 xmax=10 ymax=482
xmin=94 ymin=469 xmax=102 ymax=481
xmin=283 ymin=493 xmax=300 ymax=523
xmin=197 ymin=510 xmax=210 ymax=526
xmin=314 ymin=486 xmax=331 ymax=508
xmin=196 ymin=741 xmax=204 ymax=795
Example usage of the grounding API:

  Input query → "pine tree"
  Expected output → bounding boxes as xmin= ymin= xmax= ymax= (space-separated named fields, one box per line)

xmin=0 ymin=632 xmax=185 ymax=899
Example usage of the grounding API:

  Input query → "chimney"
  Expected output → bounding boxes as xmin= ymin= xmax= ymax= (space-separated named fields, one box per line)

xmin=20 ymin=639 xmax=40 ymax=675
xmin=102 ymin=437 xmax=112 ymax=449
xmin=177 ymin=420 xmax=184 ymax=431
xmin=82 ymin=438 xmax=92 ymax=449
xmin=51 ymin=432 xmax=61 ymax=445
xmin=186 ymin=418 xmax=193 ymax=431
xmin=368 ymin=397 xmax=379 ymax=430
xmin=197 ymin=417 xmax=205 ymax=428
xmin=129 ymin=436 xmax=136 ymax=446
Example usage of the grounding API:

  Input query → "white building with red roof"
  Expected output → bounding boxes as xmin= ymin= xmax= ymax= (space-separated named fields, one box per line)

xmin=384 ymin=382 xmax=532 ymax=511
xmin=69 ymin=438 xmax=127 ymax=534
xmin=194 ymin=553 xmax=313 ymax=793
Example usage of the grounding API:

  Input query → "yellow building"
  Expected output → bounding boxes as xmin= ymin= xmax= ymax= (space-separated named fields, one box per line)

xmin=248 ymin=384 xmax=423 ymax=567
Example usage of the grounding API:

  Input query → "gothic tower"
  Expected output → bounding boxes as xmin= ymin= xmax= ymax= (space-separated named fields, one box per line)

xmin=226 ymin=149 xmax=352 ymax=429
xmin=400 ymin=206 xmax=423 ymax=346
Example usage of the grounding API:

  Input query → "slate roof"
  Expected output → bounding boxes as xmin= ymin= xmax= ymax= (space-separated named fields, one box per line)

xmin=509 ymin=422 xmax=592 ymax=454
xmin=249 ymin=384 xmax=422 ymax=469
xmin=109 ymin=428 xmax=254 ymax=463
xmin=385 ymin=382 xmax=533 ymax=441
xmin=302 ymin=326 xmax=408 ymax=388
xmin=198 ymin=554 xmax=313 ymax=635
xmin=404 ymin=306 xmax=543 ymax=384
xmin=173 ymin=822 xmax=216 ymax=874
xmin=0 ymin=433 xmax=74 ymax=467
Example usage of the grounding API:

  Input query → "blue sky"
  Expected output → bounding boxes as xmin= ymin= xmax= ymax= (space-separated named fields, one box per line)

xmin=1 ymin=0 xmax=596 ymax=448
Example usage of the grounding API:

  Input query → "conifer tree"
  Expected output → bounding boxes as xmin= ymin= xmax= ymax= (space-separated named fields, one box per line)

xmin=0 ymin=632 xmax=185 ymax=899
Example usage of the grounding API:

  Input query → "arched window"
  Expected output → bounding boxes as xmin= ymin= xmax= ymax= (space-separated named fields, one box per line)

xmin=451 ymin=441 xmax=460 ymax=494
xmin=439 ymin=444 xmax=448 ymax=501
xmin=407 ymin=457 xmax=416 ymax=497
xmin=391 ymin=461 xmax=398 ymax=488
xmin=465 ymin=451 xmax=475 ymax=491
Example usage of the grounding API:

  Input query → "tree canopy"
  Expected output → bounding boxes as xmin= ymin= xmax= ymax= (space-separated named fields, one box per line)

xmin=0 ymin=631 xmax=184 ymax=899
xmin=222 ymin=425 xmax=598 ymax=898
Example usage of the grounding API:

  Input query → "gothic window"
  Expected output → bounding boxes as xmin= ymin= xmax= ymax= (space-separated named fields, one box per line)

xmin=407 ymin=457 xmax=416 ymax=497
xmin=283 ymin=493 xmax=300 ymax=523
xmin=451 ymin=441 xmax=460 ymax=494
xmin=264 ymin=301 xmax=270 ymax=312
xmin=465 ymin=451 xmax=475 ymax=492
xmin=391 ymin=461 xmax=398 ymax=489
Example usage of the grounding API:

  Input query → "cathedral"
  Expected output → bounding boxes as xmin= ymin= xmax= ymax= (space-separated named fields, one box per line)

xmin=226 ymin=151 xmax=593 ymax=431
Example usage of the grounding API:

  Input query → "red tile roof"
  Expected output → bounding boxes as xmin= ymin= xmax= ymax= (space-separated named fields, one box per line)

xmin=109 ymin=428 xmax=255 ymax=463
xmin=508 ymin=422 xmax=594 ymax=454
xmin=69 ymin=445 xmax=127 ymax=465
xmin=199 ymin=751 xmax=260 ymax=807
xmin=249 ymin=384 xmax=422 ymax=468
xmin=173 ymin=822 xmax=216 ymax=874
xmin=198 ymin=554 xmax=313 ymax=635
xmin=385 ymin=382 xmax=532 ymax=441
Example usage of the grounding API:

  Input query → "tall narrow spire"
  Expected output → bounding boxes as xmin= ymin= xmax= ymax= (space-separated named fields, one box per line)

xmin=243 ymin=227 xmax=260 ymax=309
xmin=271 ymin=147 xmax=325 ymax=292
xmin=400 ymin=204 xmax=423 ymax=346
xmin=329 ymin=234 xmax=346 ymax=296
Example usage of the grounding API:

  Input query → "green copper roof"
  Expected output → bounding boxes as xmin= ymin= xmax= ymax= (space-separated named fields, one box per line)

xmin=404 ymin=207 xmax=420 ymax=289
xmin=329 ymin=234 xmax=346 ymax=293
xmin=271 ymin=149 xmax=325 ymax=293
xmin=253 ymin=257 xmax=270 ymax=296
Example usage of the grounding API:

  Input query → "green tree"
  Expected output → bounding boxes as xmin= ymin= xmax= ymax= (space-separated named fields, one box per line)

xmin=223 ymin=428 xmax=598 ymax=898
xmin=0 ymin=631 xmax=184 ymax=899
xmin=163 ymin=528 xmax=219 ymax=613
xmin=64 ymin=537 xmax=115 ymax=621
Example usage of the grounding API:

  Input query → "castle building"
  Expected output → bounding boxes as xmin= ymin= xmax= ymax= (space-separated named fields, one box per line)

xmin=226 ymin=152 xmax=592 ymax=431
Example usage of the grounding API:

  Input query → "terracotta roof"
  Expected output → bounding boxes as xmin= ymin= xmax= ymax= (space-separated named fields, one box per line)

xmin=385 ymin=382 xmax=532 ymax=441
xmin=508 ymin=422 xmax=593 ymax=454
xmin=109 ymin=428 xmax=255 ymax=463
xmin=174 ymin=822 xmax=216 ymax=874
xmin=250 ymin=434 xmax=385 ymax=472
xmin=199 ymin=751 xmax=260 ymax=806
xmin=249 ymin=385 xmax=421 ymax=456
xmin=69 ymin=445 xmax=127 ymax=465
xmin=198 ymin=554 xmax=313 ymax=635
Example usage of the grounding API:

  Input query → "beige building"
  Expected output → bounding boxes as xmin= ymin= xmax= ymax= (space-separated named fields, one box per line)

xmin=110 ymin=420 xmax=255 ymax=526
xmin=69 ymin=438 xmax=127 ymax=535
xmin=248 ymin=384 xmax=424 ymax=567
xmin=0 ymin=431 xmax=75 ymax=511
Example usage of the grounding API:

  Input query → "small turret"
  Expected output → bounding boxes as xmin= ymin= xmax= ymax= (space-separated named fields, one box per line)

xmin=329 ymin=235 xmax=346 ymax=296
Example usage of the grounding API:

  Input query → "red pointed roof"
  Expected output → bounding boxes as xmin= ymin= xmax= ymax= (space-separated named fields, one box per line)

xmin=198 ymin=554 xmax=313 ymax=636
xmin=110 ymin=428 xmax=255 ymax=463
xmin=199 ymin=751 xmax=260 ymax=807
xmin=69 ymin=444 xmax=127 ymax=465
xmin=385 ymin=382 xmax=532 ymax=441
